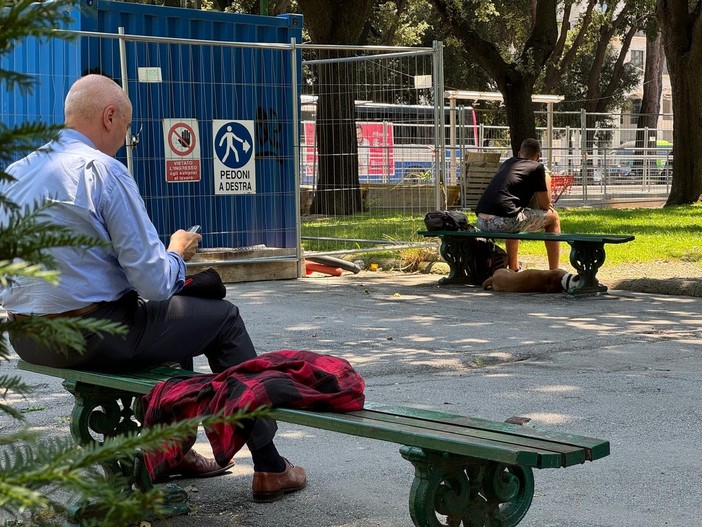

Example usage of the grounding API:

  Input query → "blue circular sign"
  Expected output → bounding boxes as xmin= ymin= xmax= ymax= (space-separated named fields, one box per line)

xmin=214 ymin=122 xmax=254 ymax=169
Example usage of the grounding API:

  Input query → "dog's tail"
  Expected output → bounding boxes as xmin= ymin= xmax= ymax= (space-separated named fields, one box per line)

xmin=482 ymin=276 xmax=494 ymax=290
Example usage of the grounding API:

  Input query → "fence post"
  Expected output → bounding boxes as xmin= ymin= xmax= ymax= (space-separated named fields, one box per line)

xmin=432 ymin=40 xmax=446 ymax=210
xmin=118 ymin=27 xmax=134 ymax=175
xmin=546 ymin=102 xmax=554 ymax=171
xmin=580 ymin=108 xmax=588 ymax=202
xmin=290 ymin=37 xmax=303 ymax=277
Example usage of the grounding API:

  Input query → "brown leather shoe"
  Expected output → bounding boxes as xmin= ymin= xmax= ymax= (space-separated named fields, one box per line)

xmin=153 ymin=449 xmax=234 ymax=483
xmin=251 ymin=458 xmax=306 ymax=502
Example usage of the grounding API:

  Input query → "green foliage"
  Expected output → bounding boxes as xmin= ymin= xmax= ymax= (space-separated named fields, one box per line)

xmin=0 ymin=0 xmax=74 ymax=92
xmin=0 ymin=2 xmax=258 ymax=525
xmin=1 ymin=409 xmax=268 ymax=525
xmin=545 ymin=5 xmax=643 ymax=120
xmin=372 ymin=1 xmax=430 ymax=46
xmin=554 ymin=47 xmax=641 ymax=117
xmin=0 ymin=0 xmax=114 ymax=389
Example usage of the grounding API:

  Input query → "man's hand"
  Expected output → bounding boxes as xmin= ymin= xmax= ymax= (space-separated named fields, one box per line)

xmin=168 ymin=229 xmax=201 ymax=262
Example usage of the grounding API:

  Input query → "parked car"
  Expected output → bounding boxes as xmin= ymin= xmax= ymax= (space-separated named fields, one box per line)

xmin=594 ymin=164 xmax=634 ymax=185
xmin=609 ymin=140 xmax=673 ymax=184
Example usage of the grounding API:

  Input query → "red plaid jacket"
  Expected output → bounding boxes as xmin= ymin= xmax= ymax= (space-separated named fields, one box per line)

xmin=142 ymin=350 xmax=365 ymax=478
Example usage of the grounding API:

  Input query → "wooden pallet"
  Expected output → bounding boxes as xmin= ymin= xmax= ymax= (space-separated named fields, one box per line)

xmin=460 ymin=152 xmax=502 ymax=210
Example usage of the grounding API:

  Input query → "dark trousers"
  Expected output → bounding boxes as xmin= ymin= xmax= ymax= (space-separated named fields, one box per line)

xmin=10 ymin=291 xmax=277 ymax=449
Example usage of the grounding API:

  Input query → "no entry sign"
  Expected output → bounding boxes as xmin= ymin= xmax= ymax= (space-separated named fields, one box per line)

xmin=162 ymin=119 xmax=201 ymax=182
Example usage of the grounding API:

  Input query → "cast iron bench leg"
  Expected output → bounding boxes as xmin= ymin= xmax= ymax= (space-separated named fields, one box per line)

xmin=567 ymin=241 xmax=609 ymax=296
xmin=400 ymin=446 xmax=534 ymax=527
xmin=62 ymin=381 xmax=190 ymax=525
xmin=438 ymin=237 xmax=481 ymax=285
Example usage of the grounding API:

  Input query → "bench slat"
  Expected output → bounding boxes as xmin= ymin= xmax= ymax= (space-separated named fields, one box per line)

xmin=365 ymin=403 xmax=610 ymax=463
xmin=350 ymin=407 xmax=588 ymax=466
xmin=418 ymin=230 xmax=634 ymax=244
xmin=269 ymin=407 xmax=559 ymax=468
xmin=19 ymin=362 xmax=182 ymax=394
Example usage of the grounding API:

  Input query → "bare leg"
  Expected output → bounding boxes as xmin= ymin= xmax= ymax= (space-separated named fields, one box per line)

xmin=544 ymin=207 xmax=561 ymax=270
xmin=544 ymin=241 xmax=560 ymax=270
xmin=506 ymin=239 xmax=520 ymax=270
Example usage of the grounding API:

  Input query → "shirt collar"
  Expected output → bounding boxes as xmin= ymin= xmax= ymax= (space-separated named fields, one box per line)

xmin=59 ymin=128 xmax=97 ymax=149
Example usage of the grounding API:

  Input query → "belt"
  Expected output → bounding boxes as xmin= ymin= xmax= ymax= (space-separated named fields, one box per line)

xmin=9 ymin=303 xmax=101 ymax=321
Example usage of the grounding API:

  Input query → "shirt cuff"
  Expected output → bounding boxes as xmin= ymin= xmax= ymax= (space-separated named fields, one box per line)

xmin=168 ymin=250 xmax=187 ymax=293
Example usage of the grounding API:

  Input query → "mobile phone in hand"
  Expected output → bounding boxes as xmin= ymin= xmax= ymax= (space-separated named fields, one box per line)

xmin=188 ymin=225 xmax=202 ymax=234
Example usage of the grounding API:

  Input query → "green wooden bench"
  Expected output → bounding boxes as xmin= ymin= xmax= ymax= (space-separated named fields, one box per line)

xmin=419 ymin=230 xmax=635 ymax=296
xmin=18 ymin=359 xmax=610 ymax=527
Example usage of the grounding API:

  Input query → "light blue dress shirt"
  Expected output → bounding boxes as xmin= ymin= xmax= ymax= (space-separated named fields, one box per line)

xmin=0 ymin=129 xmax=185 ymax=314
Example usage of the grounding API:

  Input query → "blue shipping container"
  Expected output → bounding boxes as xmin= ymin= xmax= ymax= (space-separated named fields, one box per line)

xmin=1 ymin=0 xmax=303 ymax=249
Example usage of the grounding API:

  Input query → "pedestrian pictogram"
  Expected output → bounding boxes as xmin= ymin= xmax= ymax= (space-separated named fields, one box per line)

xmin=212 ymin=120 xmax=256 ymax=195
xmin=219 ymin=125 xmax=251 ymax=164
xmin=214 ymin=121 xmax=254 ymax=168
xmin=162 ymin=119 xmax=201 ymax=183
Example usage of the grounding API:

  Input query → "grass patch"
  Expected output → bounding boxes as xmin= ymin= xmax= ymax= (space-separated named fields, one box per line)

xmin=302 ymin=204 xmax=702 ymax=266
xmin=302 ymin=211 xmax=426 ymax=253
xmin=546 ymin=204 xmax=702 ymax=265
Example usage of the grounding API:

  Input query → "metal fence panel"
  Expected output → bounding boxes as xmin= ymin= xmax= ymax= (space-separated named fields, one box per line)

xmin=3 ymin=5 xmax=302 ymax=257
xmin=299 ymin=44 xmax=445 ymax=255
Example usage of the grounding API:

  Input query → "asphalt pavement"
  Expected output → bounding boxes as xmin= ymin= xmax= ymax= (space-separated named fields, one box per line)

xmin=5 ymin=271 xmax=702 ymax=526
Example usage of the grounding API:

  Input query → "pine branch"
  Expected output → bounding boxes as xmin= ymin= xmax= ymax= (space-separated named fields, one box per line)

xmin=0 ymin=122 xmax=61 ymax=165
xmin=0 ymin=429 xmax=39 ymax=447
xmin=0 ymin=2 xmax=77 ymax=95
xmin=0 ymin=260 xmax=60 ymax=288
xmin=0 ymin=4 xmax=267 ymax=526
xmin=0 ymin=203 xmax=107 ymax=279
xmin=0 ymin=374 xmax=30 ymax=421
xmin=2 ymin=317 xmax=126 ymax=357
xmin=0 ymin=408 xmax=271 ymax=524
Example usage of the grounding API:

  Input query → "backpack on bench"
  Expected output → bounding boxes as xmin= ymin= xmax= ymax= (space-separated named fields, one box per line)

xmin=423 ymin=210 xmax=470 ymax=231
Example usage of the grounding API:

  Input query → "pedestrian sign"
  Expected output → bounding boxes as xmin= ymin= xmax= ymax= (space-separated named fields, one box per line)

xmin=162 ymin=119 xmax=201 ymax=183
xmin=212 ymin=120 xmax=256 ymax=195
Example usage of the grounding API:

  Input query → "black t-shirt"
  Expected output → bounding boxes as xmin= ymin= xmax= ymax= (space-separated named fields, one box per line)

xmin=475 ymin=157 xmax=547 ymax=217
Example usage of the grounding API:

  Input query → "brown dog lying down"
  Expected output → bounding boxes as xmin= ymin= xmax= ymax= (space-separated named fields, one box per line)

xmin=482 ymin=268 xmax=580 ymax=293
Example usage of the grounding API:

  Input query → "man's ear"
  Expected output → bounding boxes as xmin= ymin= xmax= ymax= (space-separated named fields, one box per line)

xmin=103 ymin=106 xmax=116 ymax=130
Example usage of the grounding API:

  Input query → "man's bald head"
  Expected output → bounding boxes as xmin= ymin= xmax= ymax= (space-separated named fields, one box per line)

xmin=65 ymin=74 xmax=131 ymax=124
xmin=64 ymin=74 xmax=132 ymax=156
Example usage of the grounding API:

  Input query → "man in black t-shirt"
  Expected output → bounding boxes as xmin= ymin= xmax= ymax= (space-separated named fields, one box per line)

xmin=475 ymin=138 xmax=561 ymax=271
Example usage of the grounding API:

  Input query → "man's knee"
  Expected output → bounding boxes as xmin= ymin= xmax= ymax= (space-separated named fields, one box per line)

xmin=545 ymin=208 xmax=560 ymax=232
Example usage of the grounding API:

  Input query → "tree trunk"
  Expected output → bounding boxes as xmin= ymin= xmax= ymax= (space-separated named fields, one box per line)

xmin=665 ymin=58 xmax=702 ymax=204
xmin=635 ymin=33 xmax=664 ymax=165
xmin=657 ymin=0 xmax=702 ymax=205
xmin=297 ymin=0 xmax=374 ymax=215
xmin=499 ymin=71 xmax=539 ymax=155
xmin=310 ymin=56 xmax=362 ymax=215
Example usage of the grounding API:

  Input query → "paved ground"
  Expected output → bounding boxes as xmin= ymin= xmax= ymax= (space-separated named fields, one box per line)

xmin=5 ymin=271 xmax=702 ymax=526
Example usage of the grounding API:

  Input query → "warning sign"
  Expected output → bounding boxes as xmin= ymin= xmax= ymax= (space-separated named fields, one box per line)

xmin=212 ymin=120 xmax=255 ymax=195
xmin=162 ymin=119 xmax=201 ymax=182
